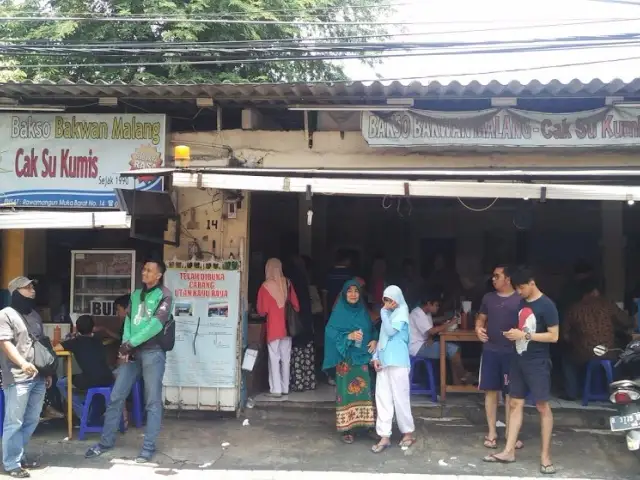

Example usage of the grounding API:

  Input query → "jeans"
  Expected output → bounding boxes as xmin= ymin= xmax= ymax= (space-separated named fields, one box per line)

xmin=416 ymin=341 xmax=460 ymax=360
xmin=2 ymin=378 xmax=46 ymax=471
xmin=56 ymin=377 xmax=85 ymax=420
xmin=99 ymin=348 xmax=166 ymax=454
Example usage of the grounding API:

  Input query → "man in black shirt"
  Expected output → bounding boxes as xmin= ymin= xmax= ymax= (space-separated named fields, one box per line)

xmin=55 ymin=315 xmax=114 ymax=418
xmin=483 ymin=266 xmax=559 ymax=475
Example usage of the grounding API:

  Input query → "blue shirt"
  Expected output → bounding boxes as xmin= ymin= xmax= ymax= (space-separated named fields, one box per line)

xmin=374 ymin=308 xmax=410 ymax=368
xmin=516 ymin=295 xmax=559 ymax=359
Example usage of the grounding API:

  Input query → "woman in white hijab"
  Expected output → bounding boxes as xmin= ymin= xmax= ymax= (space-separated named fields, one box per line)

xmin=371 ymin=285 xmax=415 ymax=453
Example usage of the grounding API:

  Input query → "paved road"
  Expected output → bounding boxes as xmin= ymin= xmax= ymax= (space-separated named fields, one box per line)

xmin=23 ymin=416 xmax=640 ymax=479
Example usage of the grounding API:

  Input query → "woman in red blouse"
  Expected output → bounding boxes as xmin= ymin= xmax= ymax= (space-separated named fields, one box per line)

xmin=257 ymin=258 xmax=300 ymax=398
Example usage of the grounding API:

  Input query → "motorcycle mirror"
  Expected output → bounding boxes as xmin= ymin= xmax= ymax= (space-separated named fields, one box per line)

xmin=593 ymin=345 xmax=608 ymax=356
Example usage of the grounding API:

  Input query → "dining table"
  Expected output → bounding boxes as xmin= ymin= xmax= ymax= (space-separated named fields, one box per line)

xmin=439 ymin=329 xmax=483 ymax=401
xmin=55 ymin=350 xmax=73 ymax=439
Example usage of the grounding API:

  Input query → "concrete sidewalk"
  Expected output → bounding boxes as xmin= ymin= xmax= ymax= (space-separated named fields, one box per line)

xmin=23 ymin=412 xmax=635 ymax=479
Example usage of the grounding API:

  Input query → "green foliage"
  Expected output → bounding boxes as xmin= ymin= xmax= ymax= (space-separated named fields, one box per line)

xmin=0 ymin=0 xmax=391 ymax=83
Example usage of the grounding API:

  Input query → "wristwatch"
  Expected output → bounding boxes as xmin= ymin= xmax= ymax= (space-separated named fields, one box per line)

xmin=524 ymin=332 xmax=532 ymax=341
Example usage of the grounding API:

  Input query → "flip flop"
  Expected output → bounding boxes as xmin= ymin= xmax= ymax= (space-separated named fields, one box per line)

xmin=516 ymin=439 xmax=524 ymax=450
xmin=341 ymin=433 xmax=354 ymax=444
xmin=483 ymin=436 xmax=498 ymax=449
xmin=540 ymin=464 xmax=556 ymax=475
xmin=371 ymin=442 xmax=391 ymax=454
xmin=483 ymin=454 xmax=515 ymax=464
xmin=398 ymin=437 xmax=416 ymax=448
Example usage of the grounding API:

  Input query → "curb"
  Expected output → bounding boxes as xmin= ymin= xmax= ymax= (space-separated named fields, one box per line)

xmin=243 ymin=400 xmax=613 ymax=430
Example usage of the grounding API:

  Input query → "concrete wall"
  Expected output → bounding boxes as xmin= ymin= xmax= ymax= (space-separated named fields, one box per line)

xmin=172 ymin=129 xmax=640 ymax=169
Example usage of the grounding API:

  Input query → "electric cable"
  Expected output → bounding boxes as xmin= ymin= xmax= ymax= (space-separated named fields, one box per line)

xmin=2 ymin=42 xmax=637 ymax=69
xmin=1 ymin=14 xmax=638 ymax=27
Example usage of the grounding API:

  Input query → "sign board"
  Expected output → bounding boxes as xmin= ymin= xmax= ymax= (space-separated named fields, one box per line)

xmin=362 ymin=106 xmax=640 ymax=148
xmin=163 ymin=268 xmax=240 ymax=389
xmin=90 ymin=300 xmax=117 ymax=317
xmin=0 ymin=113 xmax=166 ymax=208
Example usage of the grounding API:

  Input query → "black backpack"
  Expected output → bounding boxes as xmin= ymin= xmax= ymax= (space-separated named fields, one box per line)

xmin=156 ymin=314 xmax=175 ymax=352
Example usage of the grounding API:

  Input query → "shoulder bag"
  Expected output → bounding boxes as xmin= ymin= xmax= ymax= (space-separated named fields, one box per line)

xmin=10 ymin=308 xmax=58 ymax=377
xmin=285 ymin=281 xmax=304 ymax=338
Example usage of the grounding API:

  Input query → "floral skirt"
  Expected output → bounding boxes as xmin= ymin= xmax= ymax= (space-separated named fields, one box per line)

xmin=290 ymin=341 xmax=317 ymax=392
xmin=335 ymin=360 xmax=375 ymax=432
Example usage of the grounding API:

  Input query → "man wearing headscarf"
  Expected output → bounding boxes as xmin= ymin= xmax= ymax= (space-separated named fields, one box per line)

xmin=0 ymin=276 xmax=48 ymax=477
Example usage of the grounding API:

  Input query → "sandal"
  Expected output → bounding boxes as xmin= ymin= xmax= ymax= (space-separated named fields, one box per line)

xmin=540 ymin=464 xmax=556 ymax=475
xmin=483 ymin=436 xmax=498 ymax=449
xmin=341 ymin=433 xmax=354 ymax=444
xmin=483 ymin=454 xmax=515 ymax=464
xmin=8 ymin=469 xmax=30 ymax=478
xmin=398 ymin=436 xmax=416 ymax=448
xmin=371 ymin=441 xmax=391 ymax=454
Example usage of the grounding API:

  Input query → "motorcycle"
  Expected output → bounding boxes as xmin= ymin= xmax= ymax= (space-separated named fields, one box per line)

xmin=594 ymin=340 xmax=640 ymax=452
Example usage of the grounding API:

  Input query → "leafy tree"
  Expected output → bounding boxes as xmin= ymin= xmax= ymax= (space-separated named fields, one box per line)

xmin=0 ymin=0 xmax=392 ymax=83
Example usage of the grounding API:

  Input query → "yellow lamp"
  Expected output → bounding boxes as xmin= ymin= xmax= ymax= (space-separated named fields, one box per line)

xmin=174 ymin=145 xmax=191 ymax=167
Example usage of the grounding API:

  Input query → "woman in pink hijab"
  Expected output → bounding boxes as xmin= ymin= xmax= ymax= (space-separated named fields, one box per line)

xmin=257 ymin=258 xmax=300 ymax=398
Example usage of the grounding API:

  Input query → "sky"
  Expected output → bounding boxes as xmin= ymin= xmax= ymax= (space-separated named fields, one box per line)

xmin=341 ymin=0 xmax=640 ymax=84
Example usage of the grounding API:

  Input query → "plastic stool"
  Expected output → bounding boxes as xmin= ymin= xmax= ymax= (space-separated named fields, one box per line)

xmin=130 ymin=379 xmax=144 ymax=428
xmin=409 ymin=356 xmax=438 ymax=403
xmin=78 ymin=386 xmax=126 ymax=440
xmin=582 ymin=359 xmax=614 ymax=406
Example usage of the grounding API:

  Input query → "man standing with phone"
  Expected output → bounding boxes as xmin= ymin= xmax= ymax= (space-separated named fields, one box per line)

xmin=0 ymin=276 xmax=50 ymax=478
xmin=483 ymin=266 xmax=559 ymax=476
xmin=475 ymin=265 xmax=522 ymax=451
xmin=85 ymin=259 xmax=172 ymax=464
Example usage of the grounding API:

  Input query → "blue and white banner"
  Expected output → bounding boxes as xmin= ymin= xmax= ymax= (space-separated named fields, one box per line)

xmin=0 ymin=113 xmax=166 ymax=208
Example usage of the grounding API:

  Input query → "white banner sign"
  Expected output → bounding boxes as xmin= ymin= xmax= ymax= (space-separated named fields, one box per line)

xmin=0 ymin=113 xmax=166 ymax=208
xmin=163 ymin=268 xmax=241 ymax=389
xmin=362 ymin=106 xmax=640 ymax=148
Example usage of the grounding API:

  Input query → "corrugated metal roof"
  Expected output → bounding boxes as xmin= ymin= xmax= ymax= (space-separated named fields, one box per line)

xmin=1 ymin=78 xmax=640 ymax=106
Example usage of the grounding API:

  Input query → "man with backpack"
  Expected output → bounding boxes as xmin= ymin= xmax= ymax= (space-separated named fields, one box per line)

xmin=0 ymin=276 xmax=50 ymax=478
xmin=85 ymin=259 xmax=174 ymax=464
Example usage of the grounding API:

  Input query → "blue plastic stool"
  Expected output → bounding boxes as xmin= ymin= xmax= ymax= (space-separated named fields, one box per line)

xmin=78 ymin=386 xmax=126 ymax=440
xmin=409 ymin=356 xmax=438 ymax=403
xmin=130 ymin=379 xmax=144 ymax=428
xmin=582 ymin=359 xmax=614 ymax=406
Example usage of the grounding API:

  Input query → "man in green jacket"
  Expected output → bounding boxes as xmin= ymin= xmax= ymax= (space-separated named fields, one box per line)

xmin=85 ymin=259 xmax=172 ymax=463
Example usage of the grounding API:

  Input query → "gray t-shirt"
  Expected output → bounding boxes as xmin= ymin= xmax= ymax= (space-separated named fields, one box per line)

xmin=0 ymin=307 xmax=43 ymax=385
xmin=479 ymin=291 xmax=521 ymax=353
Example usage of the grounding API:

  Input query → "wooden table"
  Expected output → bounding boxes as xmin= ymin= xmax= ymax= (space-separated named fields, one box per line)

xmin=439 ymin=329 xmax=482 ymax=401
xmin=55 ymin=350 xmax=73 ymax=439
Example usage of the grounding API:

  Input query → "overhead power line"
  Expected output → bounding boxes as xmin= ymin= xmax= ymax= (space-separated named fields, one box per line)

xmin=2 ymin=33 xmax=638 ymax=54
xmin=313 ymin=55 xmax=640 ymax=84
xmin=0 ymin=55 xmax=636 ymax=85
xmin=1 ymin=15 xmax=638 ymax=26
xmin=2 ymin=42 xmax=638 ymax=69
xmin=13 ymin=2 xmax=416 ymax=19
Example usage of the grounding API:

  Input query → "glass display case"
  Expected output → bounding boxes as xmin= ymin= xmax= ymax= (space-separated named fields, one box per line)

xmin=69 ymin=250 xmax=136 ymax=315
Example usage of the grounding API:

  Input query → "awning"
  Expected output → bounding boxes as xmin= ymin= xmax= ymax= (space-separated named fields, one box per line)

xmin=0 ymin=211 xmax=131 ymax=230
xmin=119 ymin=167 xmax=640 ymax=202
xmin=170 ymin=172 xmax=640 ymax=201
xmin=121 ymin=166 xmax=640 ymax=180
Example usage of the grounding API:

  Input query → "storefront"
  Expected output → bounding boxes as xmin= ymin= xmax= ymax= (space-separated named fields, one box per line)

xmin=0 ymin=111 xmax=168 ymax=351
xmin=6 ymin=78 xmax=640 ymax=413
xmin=147 ymin=103 xmax=640 ymax=407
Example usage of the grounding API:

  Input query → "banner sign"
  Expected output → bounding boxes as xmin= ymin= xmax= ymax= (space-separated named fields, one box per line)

xmin=362 ymin=106 xmax=640 ymax=148
xmin=0 ymin=113 xmax=166 ymax=208
xmin=163 ymin=268 xmax=241 ymax=389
